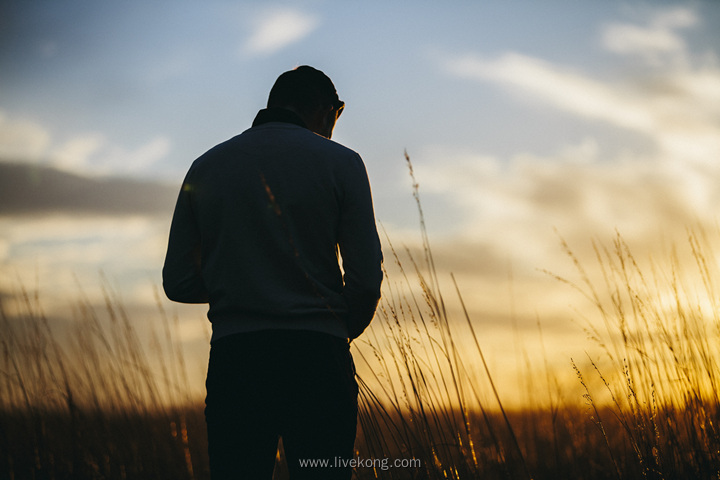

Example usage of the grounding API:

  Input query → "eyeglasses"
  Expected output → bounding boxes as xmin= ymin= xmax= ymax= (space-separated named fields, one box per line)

xmin=334 ymin=100 xmax=345 ymax=118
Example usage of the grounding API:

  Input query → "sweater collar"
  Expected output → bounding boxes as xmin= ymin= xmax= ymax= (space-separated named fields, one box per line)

xmin=251 ymin=108 xmax=308 ymax=129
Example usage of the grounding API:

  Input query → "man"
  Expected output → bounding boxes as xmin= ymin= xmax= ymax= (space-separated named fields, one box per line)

xmin=162 ymin=66 xmax=383 ymax=479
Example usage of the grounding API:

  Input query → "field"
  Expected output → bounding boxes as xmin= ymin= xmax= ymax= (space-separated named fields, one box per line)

xmin=3 ymin=170 xmax=720 ymax=479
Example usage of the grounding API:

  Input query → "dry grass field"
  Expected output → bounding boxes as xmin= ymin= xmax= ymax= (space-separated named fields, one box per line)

xmin=3 ymin=165 xmax=720 ymax=479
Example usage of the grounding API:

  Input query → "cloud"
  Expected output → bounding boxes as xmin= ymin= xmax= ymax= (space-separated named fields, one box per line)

xmin=0 ymin=112 xmax=51 ymax=160
xmin=602 ymin=23 xmax=683 ymax=60
xmin=90 ymin=136 xmax=172 ymax=176
xmin=415 ymin=139 xmax=711 ymax=244
xmin=243 ymin=8 xmax=319 ymax=56
xmin=414 ymin=6 xmax=720 ymax=339
xmin=0 ymin=162 xmax=179 ymax=216
xmin=602 ymin=6 xmax=697 ymax=66
xmin=51 ymin=134 xmax=106 ymax=171
xmin=443 ymin=48 xmax=720 ymax=166
xmin=0 ymin=110 xmax=172 ymax=177
xmin=389 ymin=132 xmax=720 ymax=356
xmin=0 ymin=213 xmax=173 ymax=318
xmin=445 ymin=52 xmax=656 ymax=132
xmin=49 ymin=135 xmax=172 ymax=176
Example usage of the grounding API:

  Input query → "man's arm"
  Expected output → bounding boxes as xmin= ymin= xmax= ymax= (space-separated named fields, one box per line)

xmin=162 ymin=179 xmax=209 ymax=303
xmin=338 ymin=155 xmax=383 ymax=339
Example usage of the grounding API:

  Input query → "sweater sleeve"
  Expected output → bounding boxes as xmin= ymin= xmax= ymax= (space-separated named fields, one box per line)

xmin=337 ymin=154 xmax=383 ymax=339
xmin=162 ymin=174 xmax=209 ymax=304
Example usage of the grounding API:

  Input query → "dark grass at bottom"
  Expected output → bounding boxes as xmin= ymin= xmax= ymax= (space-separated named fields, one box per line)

xmin=3 ymin=403 xmax=720 ymax=480
xmin=1 ymin=406 xmax=207 ymax=480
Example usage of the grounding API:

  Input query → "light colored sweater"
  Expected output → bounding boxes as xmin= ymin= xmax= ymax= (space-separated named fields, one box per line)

xmin=162 ymin=109 xmax=383 ymax=341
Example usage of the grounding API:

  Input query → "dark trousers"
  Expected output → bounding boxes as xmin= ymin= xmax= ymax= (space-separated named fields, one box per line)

xmin=204 ymin=329 xmax=358 ymax=479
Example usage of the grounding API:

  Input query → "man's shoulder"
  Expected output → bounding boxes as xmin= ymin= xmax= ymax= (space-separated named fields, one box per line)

xmin=252 ymin=123 xmax=362 ymax=159
xmin=188 ymin=124 xmax=363 ymax=175
xmin=314 ymin=134 xmax=360 ymax=159
xmin=189 ymin=130 xmax=253 ymax=164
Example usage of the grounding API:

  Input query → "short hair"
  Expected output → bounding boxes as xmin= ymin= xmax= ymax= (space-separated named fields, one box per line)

xmin=267 ymin=66 xmax=342 ymax=116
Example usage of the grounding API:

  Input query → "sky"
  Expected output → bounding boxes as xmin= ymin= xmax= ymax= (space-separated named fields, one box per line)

xmin=2 ymin=0 xmax=720 ymax=405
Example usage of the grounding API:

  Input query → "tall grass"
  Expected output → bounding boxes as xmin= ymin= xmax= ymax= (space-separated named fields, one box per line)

xmin=351 ymin=153 xmax=531 ymax=479
xmin=0 ymin=281 xmax=206 ymax=479
xmin=554 ymin=230 xmax=720 ymax=479
xmin=2 ymin=155 xmax=720 ymax=479
xmin=352 ymin=155 xmax=720 ymax=479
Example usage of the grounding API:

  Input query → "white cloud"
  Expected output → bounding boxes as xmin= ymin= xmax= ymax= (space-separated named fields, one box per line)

xmin=0 ymin=215 xmax=169 ymax=305
xmin=427 ymin=6 xmax=720 ymax=315
xmin=603 ymin=24 xmax=683 ymax=57
xmin=444 ymin=49 xmax=720 ymax=165
xmin=442 ymin=6 xmax=720 ymax=168
xmin=243 ymin=8 xmax=319 ymax=56
xmin=96 ymin=136 xmax=172 ymax=175
xmin=51 ymin=134 xmax=106 ymax=171
xmin=51 ymin=135 xmax=171 ymax=176
xmin=446 ymin=52 xmax=656 ymax=132
xmin=0 ymin=111 xmax=51 ymax=160
xmin=416 ymin=140 xmax=709 ymax=243
xmin=601 ymin=6 xmax=697 ymax=66
xmin=394 ymin=134 xmax=720 ymax=370
xmin=0 ymin=111 xmax=172 ymax=177
xmin=653 ymin=6 xmax=698 ymax=29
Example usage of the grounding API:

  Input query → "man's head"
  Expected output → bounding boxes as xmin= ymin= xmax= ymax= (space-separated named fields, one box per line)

xmin=267 ymin=66 xmax=344 ymax=139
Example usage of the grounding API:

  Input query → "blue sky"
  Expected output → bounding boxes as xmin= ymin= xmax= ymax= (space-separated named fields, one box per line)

xmin=3 ymin=2 xmax=712 ymax=173
xmin=2 ymin=0 xmax=720 ymax=403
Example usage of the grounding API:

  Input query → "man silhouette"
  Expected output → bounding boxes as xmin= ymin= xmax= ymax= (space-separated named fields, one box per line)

xmin=163 ymin=66 xmax=383 ymax=479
